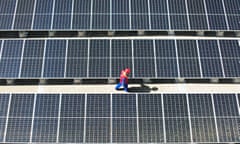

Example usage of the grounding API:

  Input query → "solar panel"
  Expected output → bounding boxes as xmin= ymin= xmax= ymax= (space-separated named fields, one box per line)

xmin=0 ymin=38 xmax=239 ymax=79
xmin=0 ymin=0 xmax=239 ymax=30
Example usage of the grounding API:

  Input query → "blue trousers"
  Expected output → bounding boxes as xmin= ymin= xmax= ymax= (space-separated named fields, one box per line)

xmin=115 ymin=82 xmax=128 ymax=92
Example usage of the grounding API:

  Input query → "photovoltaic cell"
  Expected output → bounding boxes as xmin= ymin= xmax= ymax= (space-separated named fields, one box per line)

xmin=155 ymin=40 xmax=176 ymax=58
xmin=219 ymin=40 xmax=240 ymax=58
xmin=0 ymin=94 xmax=9 ymax=116
xmin=198 ymin=40 xmax=220 ymax=57
xmin=112 ymin=14 xmax=130 ymax=29
xmin=59 ymin=118 xmax=84 ymax=142
xmin=89 ymin=40 xmax=110 ymax=57
xmin=43 ymin=58 xmax=65 ymax=77
xmin=32 ymin=118 xmax=58 ymax=142
xmin=189 ymin=15 xmax=208 ymax=30
xmin=1 ymin=40 xmax=23 ymax=58
xmin=85 ymin=118 xmax=110 ymax=143
xmin=45 ymin=40 xmax=66 ymax=58
xmin=134 ymin=58 xmax=155 ymax=77
xmin=112 ymin=118 xmax=137 ymax=142
xmin=179 ymin=58 xmax=201 ymax=77
xmin=66 ymin=58 xmax=87 ymax=77
xmin=201 ymin=58 xmax=223 ymax=77
xmin=151 ymin=15 xmax=169 ymax=29
xmin=111 ymin=40 xmax=132 ymax=58
xmin=88 ymin=58 xmax=110 ymax=77
xmin=0 ymin=58 xmax=21 ymax=78
xmin=112 ymin=94 xmax=136 ymax=117
xmin=131 ymin=15 xmax=149 ymax=29
xmin=0 ymin=0 xmax=16 ymax=13
xmin=111 ymin=58 xmax=133 ymax=77
xmin=177 ymin=40 xmax=198 ymax=57
xmin=20 ymin=58 xmax=43 ymax=77
xmin=73 ymin=0 xmax=91 ymax=13
xmin=72 ymin=14 xmax=90 ymax=29
xmin=0 ymin=118 xmax=6 ymax=141
xmin=156 ymin=58 xmax=178 ymax=77
xmin=187 ymin=0 xmax=205 ymax=14
xmin=23 ymin=40 xmax=45 ymax=58
xmin=223 ymin=58 xmax=240 ymax=77
xmin=87 ymin=94 xmax=110 ymax=117
xmin=0 ymin=15 xmax=13 ymax=29
xmin=150 ymin=0 xmax=168 ymax=13
xmin=67 ymin=40 xmax=88 ymax=58
xmin=133 ymin=40 xmax=154 ymax=57
xmin=170 ymin=15 xmax=189 ymax=30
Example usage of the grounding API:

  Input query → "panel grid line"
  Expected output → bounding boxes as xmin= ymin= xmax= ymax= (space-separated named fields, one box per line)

xmin=174 ymin=39 xmax=180 ymax=77
xmin=110 ymin=93 xmax=112 ymax=143
xmin=64 ymin=40 xmax=68 ymax=78
xmin=3 ymin=93 xmax=12 ymax=142
xmin=147 ymin=0 xmax=152 ymax=30
xmin=196 ymin=40 xmax=203 ymax=78
xmin=166 ymin=0 xmax=171 ymax=29
xmin=131 ymin=40 xmax=135 ymax=77
xmin=11 ymin=0 xmax=19 ymax=29
xmin=129 ymin=0 xmax=132 ymax=30
xmin=109 ymin=40 xmax=112 ymax=77
xmin=161 ymin=94 xmax=166 ymax=143
xmin=83 ymin=93 xmax=87 ymax=143
xmin=203 ymin=0 xmax=210 ymax=30
xmin=217 ymin=40 xmax=226 ymax=78
xmin=90 ymin=0 xmax=93 ymax=29
xmin=56 ymin=93 xmax=62 ymax=143
xmin=153 ymin=39 xmax=158 ymax=78
xmin=110 ymin=0 xmax=112 ymax=30
xmin=186 ymin=93 xmax=193 ymax=142
xmin=221 ymin=0 xmax=229 ymax=30
xmin=31 ymin=0 xmax=38 ymax=30
xmin=136 ymin=94 xmax=139 ymax=143
xmin=211 ymin=94 xmax=220 ymax=142
xmin=41 ymin=40 xmax=47 ymax=78
xmin=236 ymin=93 xmax=240 ymax=116
xmin=184 ymin=0 xmax=191 ymax=30
xmin=70 ymin=0 xmax=75 ymax=30
xmin=18 ymin=40 xmax=25 ymax=78
xmin=50 ymin=0 xmax=56 ymax=30
xmin=29 ymin=93 xmax=37 ymax=142
xmin=86 ymin=40 xmax=90 ymax=78
xmin=0 ymin=40 xmax=4 ymax=61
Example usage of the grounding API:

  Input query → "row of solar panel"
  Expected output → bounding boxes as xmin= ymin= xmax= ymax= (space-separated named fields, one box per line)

xmin=0 ymin=93 xmax=239 ymax=142
xmin=0 ymin=39 xmax=239 ymax=78
xmin=0 ymin=0 xmax=239 ymax=30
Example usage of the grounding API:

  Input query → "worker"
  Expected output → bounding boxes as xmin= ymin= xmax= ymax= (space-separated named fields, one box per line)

xmin=115 ymin=68 xmax=131 ymax=92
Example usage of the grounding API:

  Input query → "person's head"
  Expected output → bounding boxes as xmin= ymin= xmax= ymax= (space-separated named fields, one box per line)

xmin=124 ymin=68 xmax=131 ymax=75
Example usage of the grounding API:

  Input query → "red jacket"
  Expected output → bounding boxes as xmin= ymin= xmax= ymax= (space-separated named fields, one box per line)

xmin=120 ymin=70 xmax=128 ymax=84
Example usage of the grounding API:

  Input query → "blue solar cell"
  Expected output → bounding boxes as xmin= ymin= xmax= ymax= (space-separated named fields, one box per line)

xmin=61 ymin=94 xmax=85 ymax=117
xmin=0 ymin=94 xmax=9 ymax=117
xmin=87 ymin=94 xmax=110 ymax=117
xmin=9 ymin=94 xmax=34 ymax=117
xmin=156 ymin=58 xmax=178 ymax=77
xmin=112 ymin=0 xmax=129 ymax=13
xmin=112 ymin=14 xmax=130 ymax=30
xmin=33 ymin=15 xmax=52 ymax=29
xmin=217 ymin=118 xmax=240 ymax=142
xmin=213 ymin=94 xmax=239 ymax=116
xmin=131 ymin=0 xmax=148 ymax=13
xmin=92 ymin=0 xmax=110 ymax=13
xmin=0 ymin=15 xmax=13 ymax=29
xmin=45 ymin=40 xmax=66 ymax=58
xmin=205 ymin=0 xmax=224 ymax=14
xmin=2 ymin=40 xmax=23 ymax=58
xmin=165 ymin=118 xmax=191 ymax=142
xmin=72 ymin=14 xmax=90 ymax=29
xmin=168 ymin=0 xmax=186 ymax=13
xmin=188 ymin=94 xmax=214 ymax=117
xmin=138 ymin=94 xmax=162 ymax=117
xmin=16 ymin=0 xmax=34 ymax=14
xmin=53 ymin=14 xmax=71 ymax=29
xmin=189 ymin=15 xmax=208 ymax=30
xmin=208 ymin=15 xmax=227 ymax=30
xmin=0 ymin=118 xmax=6 ymax=141
xmin=111 ymin=40 xmax=132 ymax=57
xmin=177 ymin=40 xmax=198 ymax=57
xmin=88 ymin=58 xmax=110 ymax=77
xmin=227 ymin=15 xmax=240 ymax=30
xmin=191 ymin=118 xmax=217 ymax=142
xmin=35 ymin=0 xmax=53 ymax=13
xmin=179 ymin=58 xmax=201 ymax=77
xmin=112 ymin=118 xmax=137 ymax=142
xmin=20 ymin=58 xmax=43 ymax=77
xmin=23 ymin=40 xmax=45 ymax=57
xmin=67 ymin=40 xmax=89 ymax=58
xmin=201 ymin=58 xmax=223 ymax=77
xmin=187 ymin=0 xmax=205 ymax=14
xmin=13 ymin=15 xmax=33 ymax=29
xmin=112 ymin=94 xmax=136 ymax=117
xmin=163 ymin=94 xmax=188 ymax=117
xmin=223 ymin=0 xmax=240 ymax=14
xmin=111 ymin=58 xmax=132 ymax=77
xmin=89 ymin=40 xmax=110 ymax=57
xmin=139 ymin=118 xmax=164 ymax=142
xmin=35 ymin=94 xmax=59 ymax=117
xmin=150 ymin=0 xmax=168 ymax=13
xmin=74 ymin=0 xmax=91 ymax=13
xmin=151 ymin=15 xmax=169 ymax=30
xmin=85 ymin=118 xmax=110 ymax=142
xmin=134 ymin=58 xmax=155 ymax=77
xmin=198 ymin=40 xmax=220 ymax=57
xmin=59 ymin=118 xmax=84 ymax=142
xmin=92 ymin=14 xmax=110 ymax=29
xmin=131 ymin=15 xmax=149 ymax=29
xmin=222 ymin=58 xmax=240 ymax=77
xmin=0 ymin=0 xmax=16 ymax=13
xmin=66 ymin=58 xmax=87 ymax=77
xmin=133 ymin=40 xmax=154 ymax=57
xmin=155 ymin=40 xmax=176 ymax=58
xmin=32 ymin=118 xmax=58 ymax=142
xmin=54 ymin=0 xmax=72 ymax=13
xmin=0 ymin=58 xmax=21 ymax=77
xmin=170 ymin=15 xmax=188 ymax=30
xmin=43 ymin=58 xmax=65 ymax=77
xmin=6 ymin=118 xmax=31 ymax=142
